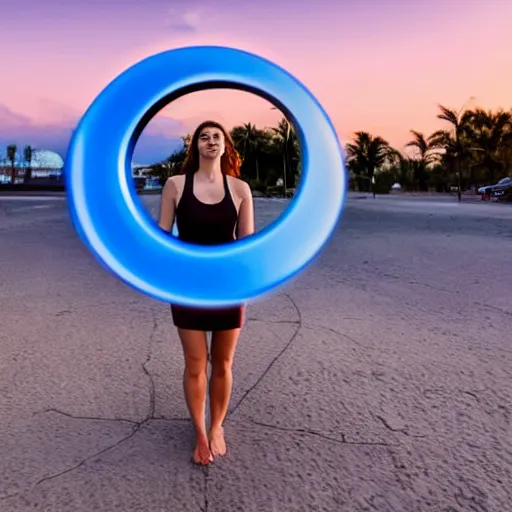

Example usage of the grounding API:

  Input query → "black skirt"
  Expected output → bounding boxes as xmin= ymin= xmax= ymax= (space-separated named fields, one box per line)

xmin=170 ymin=304 xmax=245 ymax=332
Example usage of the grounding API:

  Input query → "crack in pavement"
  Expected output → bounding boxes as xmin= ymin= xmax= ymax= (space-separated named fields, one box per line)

xmin=371 ymin=412 xmax=427 ymax=439
xmin=463 ymin=390 xmax=480 ymax=403
xmin=0 ymin=492 xmax=19 ymax=501
xmin=473 ymin=301 xmax=512 ymax=317
xmin=423 ymin=387 xmax=488 ymax=406
xmin=201 ymin=294 xmax=301 ymax=509
xmin=142 ymin=309 xmax=158 ymax=419
xmin=55 ymin=309 xmax=72 ymax=317
xmin=7 ymin=292 xmax=384 ymax=507
xmin=32 ymin=408 xmax=138 ymax=425
xmin=54 ymin=298 xmax=143 ymax=318
xmin=143 ymin=308 xmax=213 ymax=510
xmin=9 ymin=296 xmax=302 ymax=504
xmin=407 ymin=280 xmax=456 ymax=294
xmin=228 ymin=293 xmax=302 ymax=417
xmin=246 ymin=318 xmax=299 ymax=325
xmin=249 ymin=418 xmax=394 ymax=446
xmin=8 ymin=307 xmax=188 ymax=497
xmin=202 ymin=466 xmax=210 ymax=512
xmin=302 ymin=322 xmax=364 ymax=347
xmin=33 ymin=409 xmax=189 ymax=424
xmin=30 ymin=414 xmax=192 ymax=490
xmin=35 ymin=424 xmax=141 ymax=487
xmin=361 ymin=269 xmax=458 ymax=296
xmin=456 ymin=300 xmax=512 ymax=322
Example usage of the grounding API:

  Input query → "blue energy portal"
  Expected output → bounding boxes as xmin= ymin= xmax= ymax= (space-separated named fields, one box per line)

xmin=65 ymin=46 xmax=347 ymax=307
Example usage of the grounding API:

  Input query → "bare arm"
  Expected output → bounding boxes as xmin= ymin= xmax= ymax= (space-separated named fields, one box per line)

xmin=158 ymin=178 xmax=177 ymax=232
xmin=237 ymin=181 xmax=255 ymax=238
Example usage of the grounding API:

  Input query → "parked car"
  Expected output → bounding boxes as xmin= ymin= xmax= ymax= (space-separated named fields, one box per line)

xmin=478 ymin=177 xmax=512 ymax=198
xmin=491 ymin=178 xmax=512 ymax=202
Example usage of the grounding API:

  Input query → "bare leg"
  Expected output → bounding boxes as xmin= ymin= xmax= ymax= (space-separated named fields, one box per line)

xmin=209 ymin=328 xmax=241 ymax=457
xmin=177 ymin=328 xmax=212 ymax=465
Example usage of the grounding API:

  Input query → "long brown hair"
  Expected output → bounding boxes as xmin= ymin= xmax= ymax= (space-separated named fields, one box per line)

xmin=180 ymin=120 xmax=242 ymax=178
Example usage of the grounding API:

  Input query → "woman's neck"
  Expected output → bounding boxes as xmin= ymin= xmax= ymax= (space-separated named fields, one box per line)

xmin=197 ymin=158 xmax=223 ymax=181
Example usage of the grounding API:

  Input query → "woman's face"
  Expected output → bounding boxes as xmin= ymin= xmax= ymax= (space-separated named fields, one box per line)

xmin=197 ymin=126 xmax=225 ymax=160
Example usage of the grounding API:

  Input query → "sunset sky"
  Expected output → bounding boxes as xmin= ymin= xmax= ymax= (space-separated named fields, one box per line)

xmin=2 ymin=0 xmax=511 ymax=164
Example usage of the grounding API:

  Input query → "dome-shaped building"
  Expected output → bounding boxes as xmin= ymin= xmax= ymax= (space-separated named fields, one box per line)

xmin=19 ymin=149 xmax=64 ymax=181
xmin=30 ymin=149 xmax=64 ymax=170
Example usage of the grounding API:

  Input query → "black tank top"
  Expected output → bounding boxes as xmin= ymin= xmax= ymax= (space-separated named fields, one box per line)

xmin=175 ymin=171 xmax=239 ymax=245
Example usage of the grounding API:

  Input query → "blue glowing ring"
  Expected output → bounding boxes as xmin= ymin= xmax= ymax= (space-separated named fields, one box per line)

xmin=65 ymin=46 xmax=346 ymax=307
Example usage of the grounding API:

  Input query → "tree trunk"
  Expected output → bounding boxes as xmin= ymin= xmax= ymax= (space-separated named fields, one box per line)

xmin=23 ymin=167 xmax=32 ymax=184
xmin=282 ymin=153 xmax=287 ymax=194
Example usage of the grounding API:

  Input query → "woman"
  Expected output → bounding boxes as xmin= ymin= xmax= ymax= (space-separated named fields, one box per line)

xmin=158 ymin=120 xmax=254 ymax=465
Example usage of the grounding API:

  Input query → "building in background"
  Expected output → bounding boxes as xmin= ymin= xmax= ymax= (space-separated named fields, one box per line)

xmin=0 ymin=151 xmax=161 ymax=191
xmin=0 ymin=149 xmax=64 ymax=183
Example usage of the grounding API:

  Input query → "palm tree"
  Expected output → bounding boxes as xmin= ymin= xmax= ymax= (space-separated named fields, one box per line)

xmin=146 ymin=142 xmax=188 ymax=184
xmin=495 ymin=117 xmax=512 ymax=177
xmin=273 ymin=117 xmax=300 ymax=191
xmin=167 ymin=146 xmax=187 ymax=174
xmin=429 ymin=104 xmax=474 ymax=199
xmin=231 ymin=122 xmax=263 ymax=182
xmin=405 ymin=130 xmax=437 ymax=190
xmin=405 ymin=130 xmax=438 ymax=164
xmin=23 ymin=145 xmax=34 ymax=183
xmin=291 ymin=136 xmax=301 ymax=185
xmin=345 ymin=132 xmax=394 ymax=193
xmin=465 ymin=109 xmax=512 ymax=184
xmin=7 ymin=144 xmax=17 ymax=184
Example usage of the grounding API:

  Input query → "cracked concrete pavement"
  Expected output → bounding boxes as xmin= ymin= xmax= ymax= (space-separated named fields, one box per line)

xmin=0 ymin=192 xmax=511 ymax=511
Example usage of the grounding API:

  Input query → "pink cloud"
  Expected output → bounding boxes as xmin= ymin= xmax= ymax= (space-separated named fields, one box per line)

xmin=33 ymin=98 xmax=82 ymax=125
xmin=0 ymin=103 xmax=187 ymax=164
xmin=0 ymin=104 xmax=72 ymax=156
xmin=0 ymin=105 xmax=31 ymax=127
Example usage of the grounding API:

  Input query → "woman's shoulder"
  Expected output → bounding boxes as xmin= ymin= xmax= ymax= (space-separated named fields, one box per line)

xmin=227 ymin=175 xmax=251 ymax=197
xmin=168 ymin=174 xmax=186 ymax=185
xmin=162 ymin=174 xmax=185 ymax=197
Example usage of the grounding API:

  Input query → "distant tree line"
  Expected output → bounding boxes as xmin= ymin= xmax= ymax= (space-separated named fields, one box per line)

xmin=145 ymin=118 xmax=300 ymax=196
xmin=346 ymin=104 xmax=512 ymax=195
xmin=146 ymin=103 xmax=512 ymax=195
xmin=1 ymin=144 xmax=34 ymax=183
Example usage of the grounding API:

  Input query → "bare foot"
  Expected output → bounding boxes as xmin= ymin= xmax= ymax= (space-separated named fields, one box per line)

xmin=193 ymin=435 xmax=213 ymax=465
xmin=209 ymin=426 xmax=227 ymax=457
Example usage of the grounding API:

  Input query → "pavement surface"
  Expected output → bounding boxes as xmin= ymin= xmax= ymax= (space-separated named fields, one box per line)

xmin=0 ymin=192 xmax=511 ymax=511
